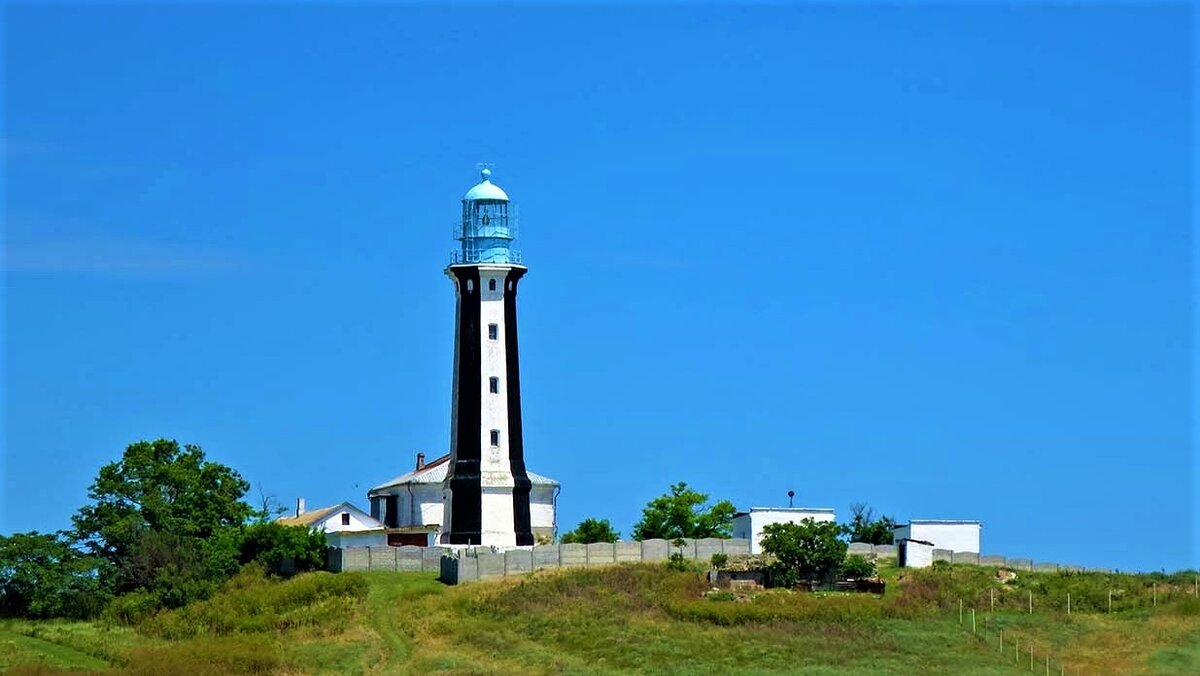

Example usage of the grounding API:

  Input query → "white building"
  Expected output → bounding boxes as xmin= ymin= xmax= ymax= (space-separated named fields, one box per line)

xmin=732 ymin=507 xmax=837 ymax=555
xmin=368 ymin=451 xmax=559 ymax=546
xmin=892 ymin=520 xmax=981 ymax=553
xmin=897 ymin=538 xmax=936 ymax=568
xmin=276 ymin=500 xmax=387 ymax=548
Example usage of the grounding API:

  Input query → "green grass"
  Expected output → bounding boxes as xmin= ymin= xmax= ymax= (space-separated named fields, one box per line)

xmin=4 ymin=561 xmax=1198 ymax=674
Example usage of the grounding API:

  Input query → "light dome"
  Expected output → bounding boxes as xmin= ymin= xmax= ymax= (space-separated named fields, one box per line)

xmin=463 ymin=167 xmax=509 ymax=202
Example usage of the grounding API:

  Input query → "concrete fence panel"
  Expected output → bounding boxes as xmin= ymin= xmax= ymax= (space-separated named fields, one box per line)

xmin=505 ymin=549 xmax=534 ymax=575
xmin=395 ymin=546 xmax=422 ymax=572
xmin=695 ymin=538 xmax=724 ymax=562
xmin=678 ymin=539 xmax=699 ymax=560
xmin=1007 ymin=558 xmax=1033 ymax=571
xmin=560 ymin=543 xmax=587 ymax=567
xmin=423 ymin=547 xmax=450 ymax=572
xmin=587 ymin=543 xmax=616 ymax=566
xmin=847 ymin=542 xmax=873 ymax=556
xmin=932 ymin=549 xmax=954 ymax=563
xmin=1033 ymin=562 xmax=1059 ymax=573
xmin=873 ymin=544 xmax=897 ymax=558
xmin=326 ymin=548 xmax=344 ymax=572
xmin=951 ymin=552 xmax=980 ymax=566
xmin=614 ymin=542 xmax=641 ymax=563
xmin=477 ymin=552 xmax=505 ymax=579
xmin=343 ymin=548 xmax=370 ymax=571
xmin=641 ymin=539 xmax=670 ymax=562
xmin=722 ymin=538 xmax=752 ymax=557
xmin=532 ymin=545 xmax=560 ymax=569
xmin=979 ymin=555 xmax=1006 ymax=567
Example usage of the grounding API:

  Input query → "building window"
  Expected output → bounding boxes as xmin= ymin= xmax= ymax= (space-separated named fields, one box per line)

xmin=341 ymin=513 xmax=350 ymax=526
xmin=490 ymin=429 xmax=500 ymax=446
xmin=488 ymin=323 xmax=498 ymax=340
xmin=489 ymin=377 xmax=499 ymax=393
xmin=488 ymin=278 xmax=497 ymax=291
xmin=466 ymin=279 xmax=474 ymax=292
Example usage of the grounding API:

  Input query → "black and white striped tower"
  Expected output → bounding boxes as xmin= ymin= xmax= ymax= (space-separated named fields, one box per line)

xmin=441 ymin=167 xmax=534 ymax=547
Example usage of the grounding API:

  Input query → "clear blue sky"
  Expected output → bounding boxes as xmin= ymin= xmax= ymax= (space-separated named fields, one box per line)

xmin=2 ymin=4 xmax=1194 ymax=571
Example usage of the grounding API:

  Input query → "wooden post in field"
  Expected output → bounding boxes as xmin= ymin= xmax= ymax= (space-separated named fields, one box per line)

xmin=959 ymin=599 xmax=963 ymax=624
xmin=1067 ymin=592 xmax=1071 ymax=615
xmin=1029 ymin=589 xmax=1033 ymax=614
xmin=1030 ymin=646 xmax=1034 ymax=671
xmin=1108 ymin=589 xmax=1113 ymax=613
xmin=1000 ymin=630 xmax=1003 ymax=652
xmin=971 ymin=608 xmax=976 ymax=635
xmin=991 ymin=587 xmax=995 ymax=612
xmin=1153 ymin=583 xmax=1157 ymax=607
xmin=1015 ymin=638 xmax=1019 ymax=661
xmin=1045 ymin=654 xmax=1050 ymax=675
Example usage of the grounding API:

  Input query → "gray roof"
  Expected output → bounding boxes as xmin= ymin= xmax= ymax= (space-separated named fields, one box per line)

xmin=369 ymin=453 xmax=558 ymax=495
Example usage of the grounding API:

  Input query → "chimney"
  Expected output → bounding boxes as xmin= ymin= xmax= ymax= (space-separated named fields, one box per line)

xmin=296 ymin=497 xmax=306 ymax=517
xmin=416 ymin=452 xmax=426 ymax=471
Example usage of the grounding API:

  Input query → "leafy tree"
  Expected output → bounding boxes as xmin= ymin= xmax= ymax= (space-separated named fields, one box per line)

xmin=760 ymin=519 xmax=847 ymax=586
xmin=0 ymin=531 xmax=109 ymax=619
xmin=239 ymin=522 xmax=328 ymax=575
xmin=72 ymin=439 xmax=253 ymax=605
xmin=631 ymin=482 xmax=736 ymax=541
xmin=842 ymin=502 xmax=896 ymax=545
xmin=560 ymin=518 xmax=620 ymax=544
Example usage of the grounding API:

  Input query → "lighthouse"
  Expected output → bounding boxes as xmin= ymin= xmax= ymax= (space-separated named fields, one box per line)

xmin=441 ymin=167 xmax=535 ymax=547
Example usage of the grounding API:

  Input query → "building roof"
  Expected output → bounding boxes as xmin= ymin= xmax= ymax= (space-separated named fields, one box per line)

xmin=895 ymin=520 xmax=982 ymax=527
xmin=734 ymin=507 xmax=836 ymax=517
xmin=463 ymin=167 xmax=509 ymax=202
xmin=368 ymin=452 xmax=559 ymax=495
xmin=275 ymin=501 xmax=379 ymax=528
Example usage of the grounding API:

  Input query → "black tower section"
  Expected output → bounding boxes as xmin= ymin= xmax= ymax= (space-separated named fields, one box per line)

xmin=504 ymin=268 xmax=534 ymax=546
xmin=445 ymin=265 xmax=482 ymax=544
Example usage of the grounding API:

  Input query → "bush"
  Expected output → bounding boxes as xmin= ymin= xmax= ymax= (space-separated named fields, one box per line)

xmin=667 ymin=552 xmax=690 ymax=572
xmin=238 ymin=523 xmax=327 ymax=576
xmin=760 ymin=519 xmax=847 ymax=585
xmin=841 ymin=555 xmax=874 ymax=580
xmin=710 ymin=553 xmax=729 ymax=570
xmin=560 ymin=518 xmax=620 ymax=544
xmin=102 ymin=590 xmax=163 ymax=626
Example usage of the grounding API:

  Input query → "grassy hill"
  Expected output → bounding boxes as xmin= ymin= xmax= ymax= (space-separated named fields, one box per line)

xmin=2 ymin=560 xmax=1197 ymax=675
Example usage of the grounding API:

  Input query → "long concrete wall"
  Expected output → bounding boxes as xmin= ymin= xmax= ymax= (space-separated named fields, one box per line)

xmin=845 ymin=542 xmax=1090 ymax=572
xmin=330 ymin=540 xmax=1096 ymax=580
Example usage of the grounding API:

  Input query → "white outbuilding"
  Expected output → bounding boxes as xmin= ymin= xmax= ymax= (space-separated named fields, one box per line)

xmin=892 ymin=520 xmax=981 ymax=553
xmin=276 ymin=500 xmax=387 ymax=548
xmin=732 ymin=507 xmax=837 ymax=555
xmin=897 ymin=538 xmax=936 ymax=568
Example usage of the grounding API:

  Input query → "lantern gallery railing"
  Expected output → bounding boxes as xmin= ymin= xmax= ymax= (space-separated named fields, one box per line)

xmin=449 ymin=248 xmax=523 ymax=265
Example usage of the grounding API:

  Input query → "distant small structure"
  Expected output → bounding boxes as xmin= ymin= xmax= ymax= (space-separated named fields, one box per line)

xmin=732 ymin=507 xmax=836 ymax=555
xmin=897 ymin=538 xmax=936 ymax=568
xmin=892 ymin=520 xmax=981 ymax=553
xmin=276 ymin=499 xmax=387 ymax=548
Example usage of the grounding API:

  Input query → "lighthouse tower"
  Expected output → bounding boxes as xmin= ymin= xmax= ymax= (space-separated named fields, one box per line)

xmin=441 ymin=167 xmax=534 ymax=547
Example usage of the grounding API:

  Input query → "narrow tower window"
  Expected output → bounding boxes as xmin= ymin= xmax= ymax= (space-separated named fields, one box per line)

xmin=489 ymin=377 xmax=499 ymax=393
xmin=490 ymin=429 xmax=500 ymax=446
xmin=341 ymin=513 xmax=350 ymax=526
xmin=488 ymin=323 xmax=498 ymax=340
xmin=488 ymin=278 xmax=497 ymax=291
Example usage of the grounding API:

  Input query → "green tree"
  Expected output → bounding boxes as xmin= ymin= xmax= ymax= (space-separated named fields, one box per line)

xmin=760 ymin=519 xmax=847 ymax=586
xmin=239 ymin=522 xmax=328 ymax=575
xmin=0 ymin=531 xmax=108 ymax=619
xmin=631 ymin=482 xmax=736 ymax=540
xmin=72 ymin=439 xmax=253 ymax=605
xmin=560 ymin=518 xmax=620 ymax=544
xmin=842 ymin=502 xmax=896 ymax=545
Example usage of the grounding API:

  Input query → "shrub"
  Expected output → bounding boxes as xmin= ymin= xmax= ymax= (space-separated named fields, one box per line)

xmin=710 ymin=553 xmax=729 ymax=570
xmin=667 ymin=552 xmax=690 ymax=572
xmin=102 ymin=590 xmax=164 ymax=626
xmin=238 ymin=523 xmax=327 ymax=576
xmin=760 ymin=519 xmax=847 ymax=584
xmin=560 ymin=518 xmax=620 ymax=544
xmin=841 ymin=554 xmax=874 ymax=580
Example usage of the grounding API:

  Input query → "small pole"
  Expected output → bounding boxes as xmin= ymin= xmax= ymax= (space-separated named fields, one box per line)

xmin=1046 ymin=654 xmax=1050 ymax=675
xmin=1000 ymin=630 xmax=1003 ymax=652
xmin=1067 ymin=592 xmax=1071 ymax=615
xmin=991 ymin=587 xmax=995 ymax=612
xmin=971 ymin=608 xmax=976 ymax=635
xmin=1153 ymin=583 xmax=1157 ymax=607
xmin=1015 ymin=638 xmax=1019 ymax=661
xmin=1029 ymin=589 xmax=1033 ymax=614
xmin=959 ymin=599 xmax=963 ymax=624
xmin=1030 ymin=646 xmax=1034 ymax=671
xmin=1108 ymin=589 xmax=1113 ymax=613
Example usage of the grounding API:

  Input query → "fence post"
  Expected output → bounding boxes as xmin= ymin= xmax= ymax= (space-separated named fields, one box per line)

xmin=1030 ymin=646 xmax=1034 ymax=671
xmin=971 ymin=608 xmax=976 ymax=635
xmin=999 ymin=630 xmax=1003 ymax=652
xmin=1067 ymin=592 xmax=1071 ymax=615
xmin=1028 ymin=589 xmax=1033 ymax=614
xmin=990 ymin=587 xmax=995 ymax=613
xmin=959 ymin=599 xmax=963 ymax=624
xmin=1108 ymin=589 xmax=1113 ymax=613
xmin=1153 ymin=583 xmax=1157 ymax=607
xmin=1045 ymin=654 xmax=1050 ymax=675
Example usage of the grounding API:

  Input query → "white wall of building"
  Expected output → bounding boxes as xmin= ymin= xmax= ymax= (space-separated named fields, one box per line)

xmin=899 ymin=540 xmax=935 ymax=568
xmin=326 ymin=531 xmax=388 ymax=548
xmin=733 ymin=508 xmax=837 ymax=555
xmin=314 ymin=505 xmax=381 ymax=533
xmin=893 ymin=521 xmax=981 ymax=553
xmin=530 ymin=486 xmax=556 ymax=530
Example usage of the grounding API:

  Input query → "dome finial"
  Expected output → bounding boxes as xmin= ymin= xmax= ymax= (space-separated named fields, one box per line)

xmin=480 ymin=165 xmax=492 ymax=182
